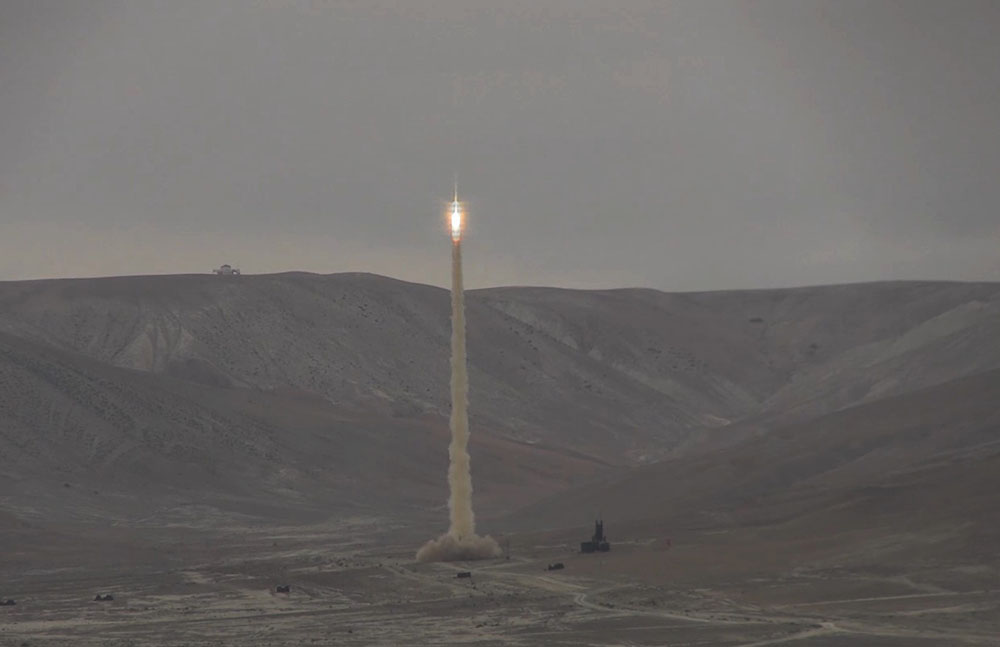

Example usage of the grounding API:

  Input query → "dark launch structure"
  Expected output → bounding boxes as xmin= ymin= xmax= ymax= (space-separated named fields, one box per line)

xmin=580 ymin=519 xmax=611 ymax=553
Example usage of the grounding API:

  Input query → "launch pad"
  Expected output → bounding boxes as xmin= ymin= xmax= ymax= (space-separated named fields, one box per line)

xmin=580 ymin=519 xmax=611 ymax=553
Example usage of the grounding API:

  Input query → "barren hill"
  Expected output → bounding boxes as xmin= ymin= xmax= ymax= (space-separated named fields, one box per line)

xmin=511 ymin=367 xmax=1000 ymax=526
xmin=0 ymin=328 xmax=604 ymax=525
xmin=1 ymin=273 xmax=999 ymax=525
xmin=507 ymin=368 xmax=1000 ymax=579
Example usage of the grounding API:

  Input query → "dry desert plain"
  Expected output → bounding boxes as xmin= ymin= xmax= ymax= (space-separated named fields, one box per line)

xmin=3 ymin=514 xmax=998 ymax=646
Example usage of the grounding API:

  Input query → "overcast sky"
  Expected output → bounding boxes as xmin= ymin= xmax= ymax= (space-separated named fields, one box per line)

xmin=2 ymin=0 xmax=998 ymax=290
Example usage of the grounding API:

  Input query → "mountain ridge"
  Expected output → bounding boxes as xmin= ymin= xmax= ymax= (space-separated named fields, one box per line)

xmin=2 ymin=273 xmax=998 ymax=526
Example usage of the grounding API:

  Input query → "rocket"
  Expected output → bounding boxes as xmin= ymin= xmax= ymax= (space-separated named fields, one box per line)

xmin=450 ymin=183 xmax=464 ymax=243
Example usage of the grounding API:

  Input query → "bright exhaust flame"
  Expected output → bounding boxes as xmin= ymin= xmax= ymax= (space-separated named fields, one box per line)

xmin=450 ymin=198 xmax=463 ymax=242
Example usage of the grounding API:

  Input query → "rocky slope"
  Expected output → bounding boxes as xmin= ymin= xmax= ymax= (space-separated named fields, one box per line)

xmin=1 ymin=273 xmax=998 ymax=524
xmin=506 ymin=368 xmax=1000 ymax=575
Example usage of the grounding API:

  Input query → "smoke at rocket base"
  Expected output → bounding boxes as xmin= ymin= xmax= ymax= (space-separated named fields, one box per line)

xmin=417 ymin=189 xmax=501 ymax=563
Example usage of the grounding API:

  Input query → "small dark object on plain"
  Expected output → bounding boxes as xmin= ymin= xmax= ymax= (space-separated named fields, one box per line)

xmin=547 ymin=563 xmax=565 ymax=571
xmin=456 ymin=571 xmax=472 ymax=579
xmin=580 ymin=519 xmax=611 ymax=553
xmin=0 ymin=599 xmax=15 ymax=606
xmin=276 ymin=585 xmax=291 ymax=593
xmin=94 ymin=594 xmax=114 ymax=602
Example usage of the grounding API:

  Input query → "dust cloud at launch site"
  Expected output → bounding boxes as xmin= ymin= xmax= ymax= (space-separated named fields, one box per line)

xmin=417 ymin=197 xmax=501 ymax=563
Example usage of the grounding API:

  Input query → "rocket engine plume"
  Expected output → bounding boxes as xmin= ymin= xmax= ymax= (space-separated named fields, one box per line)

xmin=450 ymin=186 xmax=463 ymax=243
xmin=417 ymin=189 xmax=501 ymax=563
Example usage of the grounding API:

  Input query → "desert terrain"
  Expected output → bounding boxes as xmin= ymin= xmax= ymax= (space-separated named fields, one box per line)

xmin=4 ymin=514 xmax=998 ymax=646
xmin=2 ymin=273 xmax=999 ymax=645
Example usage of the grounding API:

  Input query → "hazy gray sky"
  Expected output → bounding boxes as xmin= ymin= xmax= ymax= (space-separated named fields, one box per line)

xmin=2 ymin=0 xmax=998 ymax=289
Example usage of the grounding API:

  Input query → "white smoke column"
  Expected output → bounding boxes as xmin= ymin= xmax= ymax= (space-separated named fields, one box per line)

xmin=416 ymin=196 xmax=501 ymax=562
xmin=447 ymin=239 xmax=475 ymax=538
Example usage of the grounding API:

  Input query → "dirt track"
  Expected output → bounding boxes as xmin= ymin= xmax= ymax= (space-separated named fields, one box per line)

xmin=3 ymin=523 xmax=997 ymax=646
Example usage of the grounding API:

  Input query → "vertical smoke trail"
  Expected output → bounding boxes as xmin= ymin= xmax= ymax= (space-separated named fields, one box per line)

xmin=447 ymin=239 xmax=475 ymax=539
xmin=416 ymin=195 xmax=501 ymax=562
